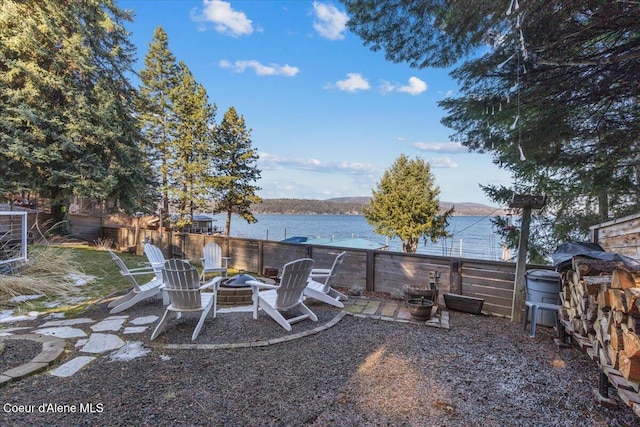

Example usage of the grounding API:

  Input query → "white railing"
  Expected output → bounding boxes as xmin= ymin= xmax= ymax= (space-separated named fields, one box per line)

xmin=0 ymin=211 xmax=28 ymax=265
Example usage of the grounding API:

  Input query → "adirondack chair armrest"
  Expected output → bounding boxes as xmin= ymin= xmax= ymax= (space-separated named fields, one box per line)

xmin=200 ymin=276 xmax=223 ymax=291
xmin=125 ymin=267 xmax=156 ymax=276
xmin=310 ymin=268 xmax=331 ymax=277
xmin=246 ymin=280 xmax=279 ymax=293
xmin=221 ymin=257 xmax=230 ymax=267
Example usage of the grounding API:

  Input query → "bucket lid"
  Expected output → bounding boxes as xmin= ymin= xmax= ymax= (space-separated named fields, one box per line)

xmin=525 ymin=269 xmax=560 ymax=279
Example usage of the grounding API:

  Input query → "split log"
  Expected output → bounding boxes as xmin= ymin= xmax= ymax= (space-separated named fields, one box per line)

xmin=609 ymin=289 xmax=627 ymax=313
xmin=608 ymin=344 xmax=621 ymax=369
xmin=619 ymin=353 xmax=640 ymax=382
xmin=573 ymin=257 xmax=621 ymax=279
xmin=612 ymin=268 xmax=640 ymax=290
xmin=611 ymin=324 xmax=625 ymax=350
xmin=625 ymin=288 xmax=640 ymax=316
xmin=623 ymin=326 xmax=640 ymax=360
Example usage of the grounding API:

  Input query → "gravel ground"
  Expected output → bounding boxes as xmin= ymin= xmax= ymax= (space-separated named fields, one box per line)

xmin=0 ymin=295 xmax=639 ymax=427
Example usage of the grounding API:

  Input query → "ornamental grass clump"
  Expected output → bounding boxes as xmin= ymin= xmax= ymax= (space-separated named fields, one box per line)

xmin=0 ymin=245 xmax=86 ymax=307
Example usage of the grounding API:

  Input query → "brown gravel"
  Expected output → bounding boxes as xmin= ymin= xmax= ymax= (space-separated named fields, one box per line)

xmin=0 ymin=295 xmax=638 ymax=427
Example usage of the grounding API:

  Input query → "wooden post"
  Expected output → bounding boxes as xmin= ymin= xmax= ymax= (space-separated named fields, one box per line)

xmin=509 ymin=194 xmax=546 ymax=323
xmin=366 ymin=250 xmax=375 ymax=292
xmin=511 ymin=205 xmax=532 ymax=322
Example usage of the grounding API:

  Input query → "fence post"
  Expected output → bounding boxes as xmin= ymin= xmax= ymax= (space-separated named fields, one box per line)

xmin=450 ymin=259 xmax=461 ymax=294
xmin=366 ymin=250 xmax=375 ymax=292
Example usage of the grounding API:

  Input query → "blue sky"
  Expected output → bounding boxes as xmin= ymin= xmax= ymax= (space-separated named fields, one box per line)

xmin=118 ymin=0 xmax=513 ymax=206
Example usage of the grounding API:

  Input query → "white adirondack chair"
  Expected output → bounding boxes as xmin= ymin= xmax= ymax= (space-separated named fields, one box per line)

xmin=108 ymin=251 xmax=163 ymax=314
xmin=247 ymin=258 xmax=317 ymax=331
xmin=200 ymin=242 xmax=229 ymax=280
xmin=150 ymin=259 xmax=221 ymax=341
xmin=143 ymin=243 xmax=166 ymax=282
xmin=304 ymin=251 xmax=348 ymax=308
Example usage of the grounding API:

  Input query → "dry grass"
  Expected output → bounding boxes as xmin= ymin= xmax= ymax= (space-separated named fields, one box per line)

xmin=0 ymin=245 xmax=86 ymax=306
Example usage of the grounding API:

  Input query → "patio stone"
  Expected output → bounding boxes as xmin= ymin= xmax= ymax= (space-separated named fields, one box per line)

xmin=50 ymin=356 xmax=96 ymax=377
xmin=39 ymin=318 xmax=94 ymax=327
xmin=32 ymin=326 xmax=87 ymax=339
xmin=80 ymin=333 xmax=125 ymax=354
xmin=91 ymin=317 xmax=127 ymax=332
xmin=362 ymin=301 xmax=381 ymax=315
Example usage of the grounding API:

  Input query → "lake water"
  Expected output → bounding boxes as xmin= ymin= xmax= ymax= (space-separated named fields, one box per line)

xmin=209 ymin=214 xmax=510 ymax=261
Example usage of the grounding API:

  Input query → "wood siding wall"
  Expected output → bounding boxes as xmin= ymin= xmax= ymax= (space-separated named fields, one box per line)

xmin=101 ymin=227 xmax=544 ymax=318
xmin=591 ymin=212 xmax=640 ymax=259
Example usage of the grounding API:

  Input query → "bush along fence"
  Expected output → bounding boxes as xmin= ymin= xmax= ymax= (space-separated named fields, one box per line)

xmin=102 ymin=226 xmax=551 ymax=320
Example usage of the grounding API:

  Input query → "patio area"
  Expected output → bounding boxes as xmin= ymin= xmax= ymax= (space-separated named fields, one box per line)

xmin=0 ymin=294 xmax=637 ymax=426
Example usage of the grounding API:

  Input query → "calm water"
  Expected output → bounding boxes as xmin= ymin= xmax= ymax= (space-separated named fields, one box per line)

xmin=210 ymin=214 xmax=509 ymax=261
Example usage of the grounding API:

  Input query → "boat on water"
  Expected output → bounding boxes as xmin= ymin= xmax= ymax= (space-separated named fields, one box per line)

xmin=281 ymin=236 xmax=387 ymax=250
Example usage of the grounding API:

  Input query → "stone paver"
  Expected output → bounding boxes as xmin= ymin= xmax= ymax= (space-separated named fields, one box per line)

xmin=362 ymin=301 xmax=381 ymax=315
xmin=80 ymin=333 xmax=125 ymax=354
xmin=91 ymin=317 xmax=127 ymax=332
xmin=33 ymin=326 xmax=87 ymax=338
xmin=50 ymin=356 xmax=96 ymax=377
xmin=381 ymin=302 xmax=399 ymax=317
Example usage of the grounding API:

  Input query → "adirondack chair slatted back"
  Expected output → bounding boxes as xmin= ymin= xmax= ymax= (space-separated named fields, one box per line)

xmin=163 ymin=259 xmax=202 ymax=310
xmin=320 ymin=252 xmax=346 ymax=293
xmin=275 ymin=258 xmax=314 ymax=308
xmin=144 ymin=243 xmax=165 ymax=281
xmin=203 ymin=242 xmax=223 ymax=269
xmin=109 ymin=251 xmax=142 ymax=291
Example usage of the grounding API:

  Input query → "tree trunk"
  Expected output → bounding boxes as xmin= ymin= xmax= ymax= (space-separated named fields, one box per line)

xmin=403 ymin=237 xmax=418 ymax=253
xmin=49 ymin=189 xmax=71 ymax=235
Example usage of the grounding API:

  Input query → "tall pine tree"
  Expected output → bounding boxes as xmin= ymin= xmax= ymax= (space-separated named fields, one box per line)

xmin=137 ymin=26 xmax=179 ymax=228
xmin=169 ymin=61 xmax=217 ymax=228
xmin=213 ymin=107 xmax=262 ymax=237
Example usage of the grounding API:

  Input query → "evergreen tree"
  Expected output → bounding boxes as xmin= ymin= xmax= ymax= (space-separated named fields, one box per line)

xmin=137 ymin=26 xmax=179 ymax=228
xmin=0 ymin=0 xmax=149 ymax=231
xmin=169 ymin=61 xmax=217 ymax=228
xmin=343 ymin=0 xmax=640 ymax=258
xmin=213 ymin=107 xmax=262 ymax=237
xmin=363 ymin=155 xmax=453 ymax=253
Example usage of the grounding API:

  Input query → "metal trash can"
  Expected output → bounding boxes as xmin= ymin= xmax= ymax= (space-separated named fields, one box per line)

xmin=525 ymin=269 xmax=561 ymax=327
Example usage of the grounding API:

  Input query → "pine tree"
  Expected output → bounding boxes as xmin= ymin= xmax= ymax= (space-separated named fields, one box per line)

xmin=343 ymin=0 xmax=640 ymax=258
xmin=169 ymin=61 xmax=217 ymax=228
xmin=362 ymin=155 xmax=453 ymax=253
xmin=0 ymin=0 xmax=149 ymax=231
xmin=213 ymin=107 xmax=262 ymax=237
xmin=137 ymin=26 xmax=180 ymax=228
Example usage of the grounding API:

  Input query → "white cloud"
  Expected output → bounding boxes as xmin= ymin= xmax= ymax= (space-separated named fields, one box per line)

xmin=312 ymin=2 xmax=348 ymax=40
xmin=195 ymin=0 xmax=253 ymax=37
xmin=331 ymin=73 xmax=370 ymax=92
xmin=429 ymin=157 xmax=459 ymax=168
xmin=397 ymin=76 xmax=427 ymax=95
xmin=378 ymin=77 xmax=427 ymax=95
xmin=413 ymin=142 xmax=468 ymax=154
xmin=258 ymin=152 xmax=376 ymax=174
xmin=219 ymin=60 xmax=299 ymax=77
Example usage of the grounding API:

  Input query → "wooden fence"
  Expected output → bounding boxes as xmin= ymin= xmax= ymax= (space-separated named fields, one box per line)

xmin=102 ymin=226 xmax=549 ymax=319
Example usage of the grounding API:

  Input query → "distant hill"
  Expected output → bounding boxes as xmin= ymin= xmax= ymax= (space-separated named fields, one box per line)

xmin=251 ymin=197 xmax=505 ymax=216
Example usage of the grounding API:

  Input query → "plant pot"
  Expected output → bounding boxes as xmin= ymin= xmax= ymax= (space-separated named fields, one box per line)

xmin=443 ymin=293 xmax=484 ymax=314
xmin=406 ymin=298 xmax=434 ymax=320
xmin=403 ymin=285 xmax=438 ymax=303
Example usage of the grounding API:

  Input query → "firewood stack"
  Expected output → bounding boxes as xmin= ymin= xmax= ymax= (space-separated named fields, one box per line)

xmin=607 ymin=267 xmax=640 ymax=384
xmin=559 ymin=257 xmax=617 ymax=345
xmin=559 ymin=256 xmax=640 ymax=411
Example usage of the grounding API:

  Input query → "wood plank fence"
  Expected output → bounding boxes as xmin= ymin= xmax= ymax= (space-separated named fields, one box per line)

xmin=103 ymin=226 xmax=550 ymax=319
